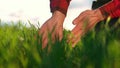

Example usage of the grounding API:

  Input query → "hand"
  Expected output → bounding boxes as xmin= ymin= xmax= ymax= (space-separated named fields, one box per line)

xmin=39 ymin=11 xmax=65 ymax=49
xmin=69 ymin=9 xmax=105 ymax=47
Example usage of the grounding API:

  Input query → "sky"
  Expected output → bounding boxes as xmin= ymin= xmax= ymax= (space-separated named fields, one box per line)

xmin=0 ymin=0 xmax=94 ymax=30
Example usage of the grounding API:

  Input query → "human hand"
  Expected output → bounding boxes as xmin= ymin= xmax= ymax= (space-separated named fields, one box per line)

xmin=68 ymin=9 xmax=105 ymax=47
xmin=39 ymin=11 xmax=65 ymax=49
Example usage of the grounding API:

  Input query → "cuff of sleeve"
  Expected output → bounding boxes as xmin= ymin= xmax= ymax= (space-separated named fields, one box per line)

xmin=50 ymin=7 xmax=68 ymax=16
xmin=50 ymin=0 xmax=71 ymax=16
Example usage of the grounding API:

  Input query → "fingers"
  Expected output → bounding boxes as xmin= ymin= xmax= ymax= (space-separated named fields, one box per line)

xmin=72 ymin=36 xmax=80 ymax=47
xmin=68 ymin=31 xmax=82 ymax=47
xmin=68 ymin=23 xmax=83 ymax=47
xmin=72 ymin=22 xmax=83 ymax=34
xmin=41 ymin=29 xmax=55 ymax=49
xmin=69 ymin=19 xmax=86 ymax=47
xmin=40 ymin=29 xmax=48 ymax=49
xmin=72 ymin=10 xmax=92 ymax=25
xmin=42 ymin=37 xmax=48 ymax=49
xmin=39 ymin=25 xmax=63 ymax=49
xmin=73 ymin=17 xmax=80 ymax=25
xmin=58 ymin=29 xmax=63 ymax=41
xmin=72 ymin=15 xmax=85 ymax=25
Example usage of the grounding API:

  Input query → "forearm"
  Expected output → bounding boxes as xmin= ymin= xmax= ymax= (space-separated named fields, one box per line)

xmin=99 ymin=0 xmax=120 ymax=18
xmin=50 ymin=0 xmax=71 ymax=16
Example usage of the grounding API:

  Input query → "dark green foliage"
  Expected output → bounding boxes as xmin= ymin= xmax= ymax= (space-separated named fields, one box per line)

xmin=0 ymin=19 xmax=120 ymax=68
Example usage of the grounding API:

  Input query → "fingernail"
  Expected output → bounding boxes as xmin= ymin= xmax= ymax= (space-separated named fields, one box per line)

xmin=73 ymin=21 xmax=76 ymax=25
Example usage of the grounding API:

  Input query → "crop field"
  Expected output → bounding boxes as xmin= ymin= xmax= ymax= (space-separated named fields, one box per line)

xmin=0 ymin=18 xmax=120 ymax=68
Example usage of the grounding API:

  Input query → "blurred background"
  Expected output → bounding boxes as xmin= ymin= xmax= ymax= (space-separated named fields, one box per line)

xmin=1 ymin=0 xmax=120 ymax=68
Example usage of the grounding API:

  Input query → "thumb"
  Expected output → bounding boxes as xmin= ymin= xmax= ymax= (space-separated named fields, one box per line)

xmin=72 ymin=18 xmax=80 ymax=25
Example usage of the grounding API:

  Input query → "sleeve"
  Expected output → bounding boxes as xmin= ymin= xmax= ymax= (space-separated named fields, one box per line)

xmin=99 ymin=0 xmax=120 ymax=18
xmin=50 ymin=0 xmax=71 ymax=16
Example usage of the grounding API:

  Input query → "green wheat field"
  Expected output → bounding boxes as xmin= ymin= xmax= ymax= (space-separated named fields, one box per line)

xmin=0 ymin=18 xmax=120 ymax=68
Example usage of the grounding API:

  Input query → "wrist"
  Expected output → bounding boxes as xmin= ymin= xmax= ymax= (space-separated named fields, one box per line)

xmin=52 ymin=11 xmax=66 ymax=18
xmin=95 ymin=9 xmax=105 ymax=20
xmin=52 ymin=11 xmax=65 ymax=25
